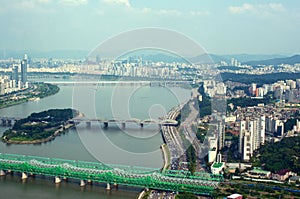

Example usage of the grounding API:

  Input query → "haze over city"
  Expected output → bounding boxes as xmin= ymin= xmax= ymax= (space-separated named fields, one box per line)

xmin=0 ymin=0 xmax=300 ymax=55
xmin=0 ymin=1 xmax=300 ymax=199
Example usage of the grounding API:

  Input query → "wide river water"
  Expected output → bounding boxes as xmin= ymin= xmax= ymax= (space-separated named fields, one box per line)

xmin=0 ymin=82 xmax=190 ymax=199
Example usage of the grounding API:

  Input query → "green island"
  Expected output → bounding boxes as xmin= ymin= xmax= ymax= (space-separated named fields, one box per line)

xmin=0 ymin=83 xmax=59 ymax=109
xmin=1 ymin=108 xmax=79 ymax=144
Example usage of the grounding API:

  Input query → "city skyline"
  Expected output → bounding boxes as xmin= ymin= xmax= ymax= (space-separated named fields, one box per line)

xmin=0 ymin=1 xmax=299 ymax=55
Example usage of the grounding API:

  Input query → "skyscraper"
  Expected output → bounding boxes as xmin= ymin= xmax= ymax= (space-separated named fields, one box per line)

xmin=217 ymin=121 xmax=225 ymax=150
xmin=21 ymin=54 xmax=28 ymax=84
xmin=239 ymin=116 xmax=266 ymax=162
xmin=11 ymin=65 xmax=19 ymax=82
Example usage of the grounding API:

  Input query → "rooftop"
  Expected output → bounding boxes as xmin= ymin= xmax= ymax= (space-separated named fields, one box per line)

xmin=228 ymin=193 xmax=242 ymax=198
xmin=212 ymin=162 xmax=224 ymax=168
xmin=250 ymin=167 xmax=271 ymax=175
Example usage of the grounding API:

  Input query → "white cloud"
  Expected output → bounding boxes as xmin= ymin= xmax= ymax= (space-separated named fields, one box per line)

xmin=269 ymin=3 xmax=285 ymax=12
xmin=158 ymin=9 xmax=181 ymax=16
xmin=59 ymin=0 xmax=88 ymax=6
xmin=36 ymin=0 xmax=52 ymax=4
xmin=102 ymin=0 xmax=131 ymax=7
xmin=140 ymin=7 xmax=151 ymax=14
xmin=11 ymin=0 xmax=54 ymax=13
xmin=14 ymin=1 xmax=37 ymax=9
xmin=229 ymin=3 xmax=285 ymax=15
xmin=189 ymin=10 xmax=210 ymax=16
xmin=229 ymin=3 xmax=254 ymax=14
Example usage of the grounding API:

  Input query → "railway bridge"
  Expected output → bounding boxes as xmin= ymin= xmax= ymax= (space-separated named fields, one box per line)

xmin=0 ymin=153 xmax=222 ymax=196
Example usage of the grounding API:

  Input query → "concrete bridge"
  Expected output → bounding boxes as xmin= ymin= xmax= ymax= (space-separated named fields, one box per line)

xmin=0 ymin=117 xmax=22 ymax=126
xmin=0 ymin=153 xmax=222 ymax=195
xmin=43 ymin=80 xmax=193 ymax=87
xmin=70 ymin=118 xmax=178 ymax=128
xmin=0 ymin=116 xmax=178 ymax=128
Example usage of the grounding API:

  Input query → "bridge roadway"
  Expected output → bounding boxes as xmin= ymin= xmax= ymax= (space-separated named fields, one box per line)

xmin=0 ymin=117 xmax=178 ymax=128
xmin=43 ymin=81 xmax=193 ymax=86
xmin=0 ymin=117 xmax=22 ymax=126
xmin=71 ymin=118 xmax=178 ymax=128
xmin=0 ymin=153 xmax=222 ymax=195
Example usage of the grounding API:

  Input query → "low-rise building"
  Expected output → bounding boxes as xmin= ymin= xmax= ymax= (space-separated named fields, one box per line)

xmin=246 ymin=167 xmax=271 ymax=179
xmin=227 ymin=193 xmax=243 ymax=199
xmin=211 ymin=153 xmax=225 ymax=174
xmin=272 ymin=169 xmax=295 ymax=181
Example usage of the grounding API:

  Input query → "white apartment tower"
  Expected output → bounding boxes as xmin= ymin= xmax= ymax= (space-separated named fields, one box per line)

xmin=260 ymin=116 xmax=266 ymax=144
xmin=239 ymin=120 xmax=246 ymax=154
xmin=218 ymin=121 xmax=225 ymax=150
xmin=242 ymin=130 xmax=252 ymax=161
xmin=239 ymin=116 xmax=266 ymax=161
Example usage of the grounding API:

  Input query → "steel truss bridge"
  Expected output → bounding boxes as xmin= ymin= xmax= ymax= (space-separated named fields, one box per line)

xmin=0 ymin=153 xmax=222 ymax=195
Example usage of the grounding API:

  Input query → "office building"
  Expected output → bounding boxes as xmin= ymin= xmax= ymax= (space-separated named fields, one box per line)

xmin=11 ymin=65 xmax=19 ymax=83
xmin=21 ymin=54 xmax=28 ymax=84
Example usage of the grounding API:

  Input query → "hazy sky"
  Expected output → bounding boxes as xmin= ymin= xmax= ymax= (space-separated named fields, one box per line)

xmin=0 ymin=0 xmax=299 ymax=55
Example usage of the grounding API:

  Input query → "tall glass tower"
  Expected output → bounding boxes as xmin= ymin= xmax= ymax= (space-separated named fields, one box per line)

xmin=11 ymin=65 xmax=19 ymax=82
xmin=21 ymin=54 xmax=28 ymax=83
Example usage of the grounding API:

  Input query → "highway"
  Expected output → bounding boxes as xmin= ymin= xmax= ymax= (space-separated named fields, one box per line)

xmin=148 ymin=89 xmax=211 ymax=198
xmin=149 ymin=103 xmax=190 ymax=198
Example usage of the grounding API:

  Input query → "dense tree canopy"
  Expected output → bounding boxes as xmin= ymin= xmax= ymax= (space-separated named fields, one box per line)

xmin=251 ymin=136 xmax=300 ymax=173
xmin=2 ymin=108 xmax=79 ymax=142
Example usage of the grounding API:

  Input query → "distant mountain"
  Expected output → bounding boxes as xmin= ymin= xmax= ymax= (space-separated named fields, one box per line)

xmin=221 ymin=54 xmax=286 ymax=62
xmin=139 ymin=53 xmax=227 ymax=64
xmin=0 ymin=49 xmax=294 ymax=65
xmin=244 ymin=55 xmax=300 ymax=66
xmin=139 ymin=53 xmax=186 ymax=63
xmin=187 ymin=54 xmax=287 ymax=64
xmin=0 ymin=50 xmax=89 ymax=59
xmin=189 ymin=54 xmax=228 ymax=64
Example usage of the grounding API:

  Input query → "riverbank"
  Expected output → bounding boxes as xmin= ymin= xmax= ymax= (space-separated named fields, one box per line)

xmin=0 ymin=83 xmax=59 ymax=109
xmin=1 ymin=109 xmax=79 ymax=144
xmin=2 ymin=123 xmax=75 ymax=144
xmin=161 ymin=143 xmax=171 ymax=171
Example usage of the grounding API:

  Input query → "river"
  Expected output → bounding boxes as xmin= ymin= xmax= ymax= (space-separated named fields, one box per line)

xmin=0 ymin=82 xmax=190 ymax=199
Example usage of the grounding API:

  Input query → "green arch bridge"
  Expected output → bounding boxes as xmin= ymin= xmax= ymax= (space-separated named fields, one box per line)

xmin=0 ymin=153 xmax=222 ymax=196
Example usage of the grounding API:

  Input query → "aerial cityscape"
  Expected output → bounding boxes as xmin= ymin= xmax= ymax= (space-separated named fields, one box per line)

xmin=0 ymin=1 xmax=300 ymax=199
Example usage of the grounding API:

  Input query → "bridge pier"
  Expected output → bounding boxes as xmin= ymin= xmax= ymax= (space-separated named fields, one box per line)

xmin=121 ymin=122 xmax=125 ymax=129
xmin=158 ymin=124 xmax=162 ymax=131
xmin=21 ymin=172 xmax=28 ymax=180
xmin=7 ymin=120 xmax=12 ymax=126
xmin=103 ymin=122 xmax=108 ymax=128
xmin=86 ymin=121 xmax=91 ymax=128
xmin=106 ymin=183 xmax=111 ymax=190
xmin=55 ymin=176 xmax=62 ymax=184
xmin=80 ymin=180 xmax=86 ymax=187
xmin=1 ymin=119 xmax=6 ymax=126
xmin=0 ymin=170 xmax=6 ymax=176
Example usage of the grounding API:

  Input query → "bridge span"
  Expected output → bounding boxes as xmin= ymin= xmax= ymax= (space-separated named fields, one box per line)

xmin=0 ymin=116 xmax=178 ymax=128
xmin=0 ymin=117 xmax=22 ymax=126
xmin=0 ymin=153 xmax=222 ymax=195
xmin=71 ymin=118 xmax=178 ymax=128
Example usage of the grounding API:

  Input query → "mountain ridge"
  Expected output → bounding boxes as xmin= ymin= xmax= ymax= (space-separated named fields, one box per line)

xmin=244 ymin=54 xmax=300 ymax=66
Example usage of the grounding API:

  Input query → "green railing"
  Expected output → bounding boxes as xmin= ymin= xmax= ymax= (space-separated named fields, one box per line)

xmin=0 ymin=153 xmax=222 ymax=195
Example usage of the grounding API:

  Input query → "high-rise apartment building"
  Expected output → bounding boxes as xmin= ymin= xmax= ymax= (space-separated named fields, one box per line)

xmin=21 ymin=54 xmax=28 ymax=84
xmin=11 ymin=65 xmax=19 ymax=82
xmin=218 ymin=121 xmax=225 ymax=150
xmin=239 ymin=116 xmax=266 ymax=161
